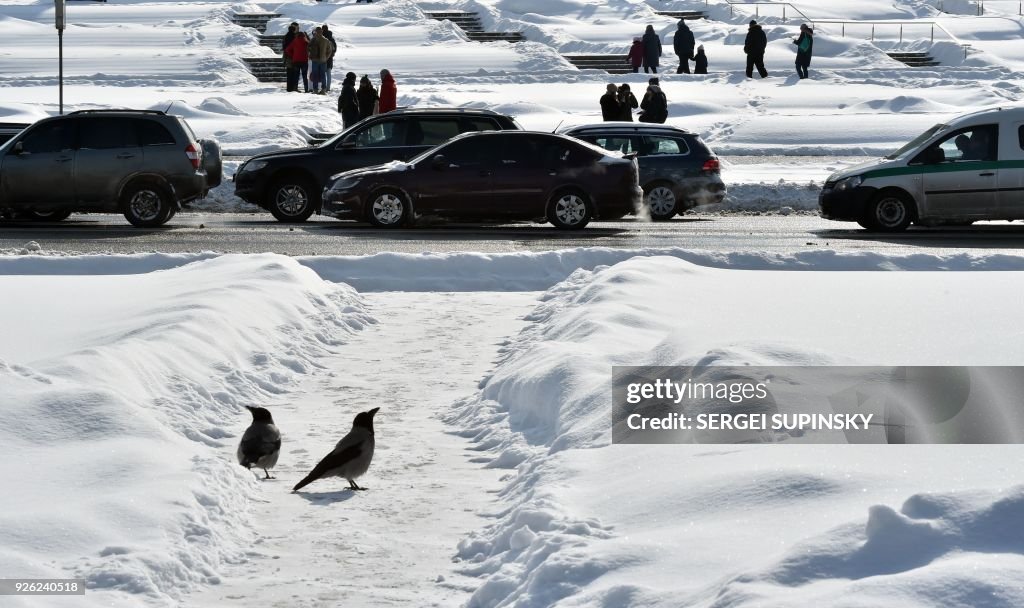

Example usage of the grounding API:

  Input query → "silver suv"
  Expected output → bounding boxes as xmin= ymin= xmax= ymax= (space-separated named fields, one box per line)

xmin=0 ymin=110 xmax=221 ymax=226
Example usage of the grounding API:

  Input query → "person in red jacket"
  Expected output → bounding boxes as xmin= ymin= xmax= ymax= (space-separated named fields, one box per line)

xmin=378 ymin=69 xmax=397 ymax=113
xmin=283 ymin=31 xmax=309 ymax=93
xmin=627 ymin=37 xmax=645 ymax=73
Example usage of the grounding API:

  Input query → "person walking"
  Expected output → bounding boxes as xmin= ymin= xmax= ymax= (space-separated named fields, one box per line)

xmin=627 ymin=37 xmax=645 ymax=73
xmin=338 ymin=72 xmax=360 ymax=128
xmin=356 ymin=74 xmax=380 ymax=120
xmin=639 ymin=84 xmax=668 ymax=124
xmin=694 ymin=45 xmax=708 ymax=74
xmin=322 ymin=24 xmax=338 ymax=92
xmin=307 ymin=27 xmax=332 ymax=94
xmin=642 ymin=24 xmax=662 ymax=74
xmin=282 ymin=22 xmax=298 ymax=87
xmin=673 ymin=19 xmax=695 ymax=74
xmin=600 ymin=83 xmax=621 ymax=121
xmin=617 ymin=84 xmax=638 ymax=121
xmin=283 ymin=31 xmax=309 ymax=93
xmin=744 ymin=20 xmax=769 ymax=78
xmin=793 ymin=23 xmax=813 ymax=79
xmin=379 ymin=69 xmax=397 ymax=113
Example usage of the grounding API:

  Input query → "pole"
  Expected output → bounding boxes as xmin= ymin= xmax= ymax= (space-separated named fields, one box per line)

xmin=55 ymin=0 xmax=65 ymax=115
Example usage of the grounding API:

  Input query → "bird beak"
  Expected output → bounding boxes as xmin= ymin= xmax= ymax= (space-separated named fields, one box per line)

xmin=368 ymin=407 xmax=380 ymax=416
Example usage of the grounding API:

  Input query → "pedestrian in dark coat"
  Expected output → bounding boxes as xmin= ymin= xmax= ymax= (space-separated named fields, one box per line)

xmin=793 ymin=24 xmax=813 ymax=79
xmin=356 ymin=75 xmax=380 ymax=120
xmin=744 ymin=20 xmax=769 ymax=78
xmin=627 ymin=37 xmax=644 ymax=73
xmin=617 ymin=84 xmax=638 ymax=121
xmin=338 ymin=72 xmax=360 ymax=129
xmin=694 ymin=45 xmax=708 ymax=74
xmin=283 ymin=31 xmax=309 ymax=93
xmin=641 ymin=24 xmax=662 ymax=73
xmin=673 ymin=20 xmax=695 ymax=74
xmin=600 ymin=83 xmax=621 ymax=121
xmin=379 ymin=69 xmax=397 ymax=113
xmin=322 ymin=24 xmax=337 ymax=92
xmin=282 ymin=23 xmax=298 ymax=72
xmin=639 ymin=84 xmax=668 ymax=124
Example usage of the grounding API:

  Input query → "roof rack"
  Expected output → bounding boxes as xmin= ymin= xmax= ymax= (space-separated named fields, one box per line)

xmin=67 ymin=109 xmax=167 ymax=116
xmin=383 ymin=107 xmax=502 ymax=115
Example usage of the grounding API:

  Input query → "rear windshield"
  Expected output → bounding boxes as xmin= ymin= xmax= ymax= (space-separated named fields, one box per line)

xmin=175 ymin=117 xmax=197 ymax=143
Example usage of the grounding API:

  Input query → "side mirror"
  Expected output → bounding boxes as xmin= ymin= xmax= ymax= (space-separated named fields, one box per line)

xmin=12 ymin=141 xmax=24 ymax=155
xmin=431 ymin=154 xmax=448 ymax=170
xmin=924 ymin=147 xmax=945 ymax=165
xmin=339 ymin=139 xmax=356 ymax=149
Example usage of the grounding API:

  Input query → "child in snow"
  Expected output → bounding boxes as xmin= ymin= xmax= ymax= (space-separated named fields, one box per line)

xmin=694 ymin=45 xmax=708 ymax=74
xmin=627 ymin=37 xmax=645 ymax=73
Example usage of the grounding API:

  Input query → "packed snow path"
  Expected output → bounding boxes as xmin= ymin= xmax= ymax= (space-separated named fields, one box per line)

xmin=192 ymin=292 xmax=537 ymax=607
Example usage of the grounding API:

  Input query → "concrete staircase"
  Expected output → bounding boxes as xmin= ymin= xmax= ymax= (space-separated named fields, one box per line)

xmin=242 ymin=57 xmax=287 ymax=83
xmin=258 ymin=35 xmax=285 ymax=53
xmin=231 ymin=12 xmax=281 ymax=33
xmin=654 ymin=10 xmax=708 ymax=19
xmin=563 ymin=54 xmax=632 ymax=74
xmin=425 ymin=11 xmax=525 ymax=42
xmin=886 ymin=51 xmax=940 ymax=67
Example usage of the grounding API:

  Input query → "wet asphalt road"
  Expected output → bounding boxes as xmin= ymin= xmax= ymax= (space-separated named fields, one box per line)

xmin=3 ymin=213 xmax=1024 ymax=255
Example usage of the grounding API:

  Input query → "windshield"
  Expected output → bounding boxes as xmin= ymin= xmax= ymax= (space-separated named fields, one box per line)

xmin=885 ymin=123 xmax=947 ymax=160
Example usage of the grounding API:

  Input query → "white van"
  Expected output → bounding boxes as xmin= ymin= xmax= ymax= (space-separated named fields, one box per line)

xmin=819 ymin=106 xmax=1024 ymax=231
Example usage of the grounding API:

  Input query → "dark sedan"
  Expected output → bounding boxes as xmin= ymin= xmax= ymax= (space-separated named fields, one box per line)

xmin=321 ymin=131 xmax=643 ymax=229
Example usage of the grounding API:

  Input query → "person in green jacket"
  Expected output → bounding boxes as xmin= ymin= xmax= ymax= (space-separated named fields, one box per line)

xmin=793 ymin=24 xmax=813 ymax=79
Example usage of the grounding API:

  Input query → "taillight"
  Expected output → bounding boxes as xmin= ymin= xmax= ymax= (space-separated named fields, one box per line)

xmin=702 ymin=158 xmax=720 ymax=173
xmin=185 ymin=143 xmax=201 ymax=170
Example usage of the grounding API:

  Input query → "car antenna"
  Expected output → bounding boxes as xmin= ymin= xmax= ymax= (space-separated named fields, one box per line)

xmin=552 ymin=119 xmax=564 ymax=134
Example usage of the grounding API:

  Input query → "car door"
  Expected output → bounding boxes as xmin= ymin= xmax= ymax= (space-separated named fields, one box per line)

xmin=332 ymin=118 xmax=408 ymax=172
xmin=413 ymin=136 xmax=496 ymax=216
xmin=488 ymin=135 xmax=555 ymax=216
xmin=640 ymin=135 xmax=691 ymax=187
xmin=916 ymin=124 xmax=998 ymax=218
xmin=996 ymin=123 xmax=1024 ymax=218
xmin=75 ymin=117 xmax=143 ymax=207
xmin=1 ymin=120 xmax=76 ymax=209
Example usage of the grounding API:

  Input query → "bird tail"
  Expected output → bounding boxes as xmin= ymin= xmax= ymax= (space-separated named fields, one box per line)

xmin=292 ymin=472 xmax=318 ymax=492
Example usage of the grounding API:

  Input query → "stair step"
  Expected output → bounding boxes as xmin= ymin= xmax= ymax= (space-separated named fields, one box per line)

xmin=466 ymin=32 xmax=525 ymax=42
xmin=654 ymin=11 xmax=708 ymax=19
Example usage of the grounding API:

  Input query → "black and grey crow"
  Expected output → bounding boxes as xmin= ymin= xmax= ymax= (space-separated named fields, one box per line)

xmin=293 ymin=407 xmax=379 ymax=492
xmin=237 ymin=406 xmax=281 ymax=479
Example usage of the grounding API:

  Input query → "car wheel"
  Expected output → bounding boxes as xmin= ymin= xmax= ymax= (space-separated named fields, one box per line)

xmin=865 ymin=190 xmax=913 ymax=232
xmin=122 ymin=182 xmax=174 ymax=227
xmin=24 ymin=210 xmax=72 ymax=222
xmin=268 ymin=176 xmax=317 ymax=223
xmin=645 ymin=183 xmax=678 ymax=221
xmin=547 ymin=189 xmax=592 ymax=230
xmin=366 ymin=188 xmax=409 ymax=228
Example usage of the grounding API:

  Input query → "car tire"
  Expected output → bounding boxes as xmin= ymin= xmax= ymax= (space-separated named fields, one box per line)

xmin=645 ymin=183 xmax=678 ymax=221
xmin=865 ymin=190 xmax=913 ymax=232
xmin=366 ymin=188 xmax=409 ymax=228
xmin=24 ymin=210 xmax=72 ymax=222
xmin=547 ymin=189 xmax=592 ymax=230
xmin=122 ymin=182 xmax=174 ymax=227
xmin=268 ymin=175 xmax=317 ymax=223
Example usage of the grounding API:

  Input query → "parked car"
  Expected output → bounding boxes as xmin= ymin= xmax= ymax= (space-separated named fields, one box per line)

xmin=321 ymin=131 xmax=643 ymax=230
xmin=560 ymin=122 xmax=725 ymax=220
xmin=820 ymin=105 xmax=1024 ymax=231
xmin=0 ymin=110 xmax=220 ymax=226
xmin=234 ymin=108 xmax=523 ymax=223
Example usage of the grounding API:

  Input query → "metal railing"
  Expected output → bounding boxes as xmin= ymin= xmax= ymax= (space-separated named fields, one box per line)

xmin=812 ymin=19 xmax=972 ymax=57
xmin=725 ymin=1 xmax=814 ymax=23
xmin=977 ymin=1 xmax=1024 ymax=14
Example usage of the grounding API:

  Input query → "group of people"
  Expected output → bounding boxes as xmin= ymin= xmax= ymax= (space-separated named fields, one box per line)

xmin=337 ymin=70 xmax=398 ymax=128
xmin=625 ymin=19 xmax=814 ymax=80
xmin=600 ymin=78 xmax=668 ymax=124
xmin=282 ymin=22 xmax=338 ymax=94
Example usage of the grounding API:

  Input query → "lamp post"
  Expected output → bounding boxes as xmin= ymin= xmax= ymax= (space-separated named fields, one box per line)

xmin=55 ymin=0 xmax=65 ymax=114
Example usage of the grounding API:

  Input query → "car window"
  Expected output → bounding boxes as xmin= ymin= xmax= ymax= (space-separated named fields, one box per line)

xmin=916 ymin=124 xmax=999 ymax=163
xmin=351 ymin=120 xmax=406 ymax=148
xmin=79 ymin=118 xmax=139 ymax=150
xmin=461 ymin=118 xmax=499 ymax=133
xmin=497 ymin=136 xmax=543 ymax=168
xmin=643 ymin=136 xmax=688 ymax=156
xmin=537 ymin=138 xmax=593 ymax=168
xmin=406 ymin=118 xmax=462 ymax=146
xmin=580 ymin=135 xmax=638 ymax=155
xmin=136 ymin=119 xmax=176 ymax=146
xmin=436 ymin=137 xmax=493 ymax=168
xmin=1018 ymin=125 xmax=1024 ymax=151
xmin=19 ymin=121 xmax=75 ymax=154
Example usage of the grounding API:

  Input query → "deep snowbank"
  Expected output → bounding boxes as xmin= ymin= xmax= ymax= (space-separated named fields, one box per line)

xmin=0 ymin=254 xmax=372 ymax=607
xmin=449 ymin=256 xmax=1024 ymax=607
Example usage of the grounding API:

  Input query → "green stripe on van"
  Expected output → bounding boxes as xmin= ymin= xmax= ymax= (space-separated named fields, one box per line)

xmin=864 ymin=160 xmax=1024 ymax=180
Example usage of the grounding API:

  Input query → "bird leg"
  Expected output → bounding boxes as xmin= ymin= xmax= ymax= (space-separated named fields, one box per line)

xmin=263 ymin=469 xmax=275 ymax=480
xmin=348 ymin=479 xmax=367 ymax=491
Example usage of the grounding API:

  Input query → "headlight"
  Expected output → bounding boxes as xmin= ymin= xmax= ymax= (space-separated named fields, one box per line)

xmin=328 ymin=177 xmax=360 ymax=191
xmin=834 ymin=175 xmax=863 ymax=191
xmin=239 ymin=160 xmax=267 ymax=173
